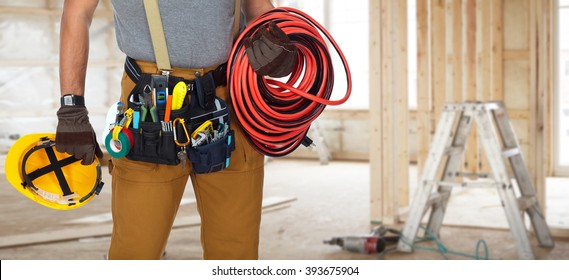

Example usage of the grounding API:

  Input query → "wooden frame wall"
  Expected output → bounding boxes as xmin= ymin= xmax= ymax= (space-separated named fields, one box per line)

xmin=370 ymin=0 xmax=555 ymax=227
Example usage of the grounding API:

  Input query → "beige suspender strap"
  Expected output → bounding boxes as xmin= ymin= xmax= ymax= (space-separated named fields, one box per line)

xmin=232 ymin=0 xmax=242 ymax=41
xmin=143 ymin=0 xmax=172 ymax=72
xmin=143 ymin=0 xmax=241 ymax=71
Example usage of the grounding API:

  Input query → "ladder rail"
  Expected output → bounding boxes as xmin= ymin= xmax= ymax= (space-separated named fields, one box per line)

xmin=491 ymin=103 xmax=554 ymax=247
xmin=397 ymin=109 xmax=457 ymax=252
xmin=426 ymin=108 xmax=475 ymax=236
xmin=475 ymin=107 xmax=535 ymax=259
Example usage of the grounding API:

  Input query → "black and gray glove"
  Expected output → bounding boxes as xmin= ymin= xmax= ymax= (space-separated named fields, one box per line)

xmin=244 ymin=21 xmax=297 ymax=78
xmin=56 ymin=106 xmax=103 ymax=165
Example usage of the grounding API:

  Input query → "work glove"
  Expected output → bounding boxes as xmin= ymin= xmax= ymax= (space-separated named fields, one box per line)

xmin=244 ymin=21 xmax=297 ymax=78
xmin=56 ymin=106 xmax=103 ymax=165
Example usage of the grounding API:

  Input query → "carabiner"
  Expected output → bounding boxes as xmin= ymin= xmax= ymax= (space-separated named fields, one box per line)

xmin=173 ymin=118 xmax=191 ymax=147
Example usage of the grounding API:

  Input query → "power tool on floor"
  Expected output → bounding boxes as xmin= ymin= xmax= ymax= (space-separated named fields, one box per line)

xmin=324 ymin=226 xmax=400 ymax=254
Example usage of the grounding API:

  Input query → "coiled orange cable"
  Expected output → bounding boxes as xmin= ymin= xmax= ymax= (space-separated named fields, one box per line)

xmin=228 ymin=7 xmax=352 ymax=157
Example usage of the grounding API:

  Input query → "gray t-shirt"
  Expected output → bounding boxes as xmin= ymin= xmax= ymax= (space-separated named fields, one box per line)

xmin=111 ymin=0 xmax=239 ymax=68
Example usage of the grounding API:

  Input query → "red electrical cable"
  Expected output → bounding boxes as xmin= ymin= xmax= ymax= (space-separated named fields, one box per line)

xmin=227 ymin=7 xmax=352 ymax=157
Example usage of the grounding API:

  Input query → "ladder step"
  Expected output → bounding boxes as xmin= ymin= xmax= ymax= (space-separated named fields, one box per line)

xmin=455 ymin=172 xmax=490 ymax=178
xmin=444 ymin=146 xmax=464 ymax=155
xmin=428 ymin=180 xmax=500 ymax=188
xmin=480 ymin=101 xmax=502 ymax=111
xmin=517 ymin=196 xmax=538 ymax=211
xmin=502 ymin=147 xmax=521 ymax=158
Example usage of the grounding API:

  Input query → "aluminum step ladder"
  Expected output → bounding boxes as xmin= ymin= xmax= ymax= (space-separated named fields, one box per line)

xmin=397 ymin=101 xmax=554 ymax=259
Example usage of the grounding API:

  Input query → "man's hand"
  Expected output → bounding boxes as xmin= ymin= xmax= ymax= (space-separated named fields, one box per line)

xmin=244 ymin=21 xmax=297 ymax=78
xmin=56 ymin=106 xmax=103 ymax=165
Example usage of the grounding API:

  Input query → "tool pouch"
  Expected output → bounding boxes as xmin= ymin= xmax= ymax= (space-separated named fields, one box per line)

xmin=188 ymin=129 xmax=235 ymax=174
xmin=125 ymin=93 xmax=190 ymax=165
xmin=186 ymin=73 xmax=235 ymax=174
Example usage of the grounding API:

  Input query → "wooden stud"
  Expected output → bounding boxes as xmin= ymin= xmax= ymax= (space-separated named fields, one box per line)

xmin=544 ymin=0 xmax=554 ymax=177
xmin=481 ymin=0 xmax=491 ymax=101
xmin=369 ymin=0 xmax=383 ymax=224
xmin=452 ymin=0 xmax=463 ymax=103
xmin=491 ymin=0 xmax=503 ymax=101
xmin=479 ymin=0 xmax=492 ymax=173
xmin=445 ymin=0 xmax=454 ymax=103
xmin=535 ymin=0 xmax=544 ymax=205
xmin=381 ymin=0 xmax=396 ymax=224
xmin=450 ymin=0 xmax=465 ymax=175
xmin=431 ymin=0 xmax=446 ymax=128
xmin=369 ymin=0 xmax=409 ymax=225
xmin=534 ymin=0 xmax=552 ymax=212
xmin=395 ymin=0 xmax=409 ymax=210
xmin=465 ymin=0 xmax=478 ymax=174
xmin=416 ymin=0 xmax=431 ymax=181
xmin=528 ymin=0 xmax=539 ymax=206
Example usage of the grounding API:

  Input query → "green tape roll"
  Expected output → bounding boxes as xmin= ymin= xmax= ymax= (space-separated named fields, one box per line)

xmin=105 ymin=130 xmax=131 ymax=158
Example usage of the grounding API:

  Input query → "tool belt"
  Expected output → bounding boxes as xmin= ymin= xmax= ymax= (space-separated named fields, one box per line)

xmin=109 ymin=57 xmax=235 ymax=174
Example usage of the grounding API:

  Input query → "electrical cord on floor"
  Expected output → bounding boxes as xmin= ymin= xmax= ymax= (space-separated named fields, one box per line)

xmin=398 ymin=225 xmax=491 ymax=260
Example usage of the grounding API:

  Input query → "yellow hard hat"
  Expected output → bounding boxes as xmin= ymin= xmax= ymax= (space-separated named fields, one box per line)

xmin=4 ymin=133 xmax=104 ymax=210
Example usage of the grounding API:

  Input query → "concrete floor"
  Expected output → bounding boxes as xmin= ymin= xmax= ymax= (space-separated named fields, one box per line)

xmin=1 ymin=158 xmax=569 ymax=260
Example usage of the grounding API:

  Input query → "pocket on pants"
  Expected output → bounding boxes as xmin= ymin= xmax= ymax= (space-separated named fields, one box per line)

xmin=111 ymin=157 xmax=157 ymax=182
xmin=222 ymin=122 xmax=264 ymax=173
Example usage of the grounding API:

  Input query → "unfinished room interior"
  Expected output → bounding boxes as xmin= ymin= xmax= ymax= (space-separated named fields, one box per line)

xmin=0 ymin=0 xmax=568 ymax=261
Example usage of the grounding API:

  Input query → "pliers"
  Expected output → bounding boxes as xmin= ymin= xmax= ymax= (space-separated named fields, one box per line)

xmin=140 ymin=85 xmax=158 ymax=122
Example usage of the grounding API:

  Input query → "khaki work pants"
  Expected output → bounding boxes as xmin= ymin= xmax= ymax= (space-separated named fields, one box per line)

xmin=108 ymin=60 xmax=265 ymax=260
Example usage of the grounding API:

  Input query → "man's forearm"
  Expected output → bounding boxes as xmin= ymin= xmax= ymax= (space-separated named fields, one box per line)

xmin=59 ymin=0 xmax=99 ymax=97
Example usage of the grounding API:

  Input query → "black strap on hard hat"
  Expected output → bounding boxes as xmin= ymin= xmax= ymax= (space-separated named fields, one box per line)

xmin=43 ymin=145 xmax=74 ymax=196
xmin=24 ymin=155 xmax=78 ymax=193
xmin=20 ymin=137 xmax=103 ymax=205
xmin=21 ymin=138 xmax=77 ymax=195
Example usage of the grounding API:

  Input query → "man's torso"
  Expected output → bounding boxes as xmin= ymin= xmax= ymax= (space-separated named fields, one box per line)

xmin=111 ymin=0 xmax=238 ymax=68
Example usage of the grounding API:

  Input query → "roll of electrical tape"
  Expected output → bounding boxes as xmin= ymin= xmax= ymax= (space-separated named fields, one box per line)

xmin=111 ymin=128 xmax=134 ymax=150
xmin=121 ymin=128 xmax=135 ymax=148
xmin=105 ymin=129 xmax=131 ymax=158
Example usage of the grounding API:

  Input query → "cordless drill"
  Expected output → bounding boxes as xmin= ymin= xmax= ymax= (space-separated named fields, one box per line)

xmin=324 ymin=227 xmax=400 ymax=254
